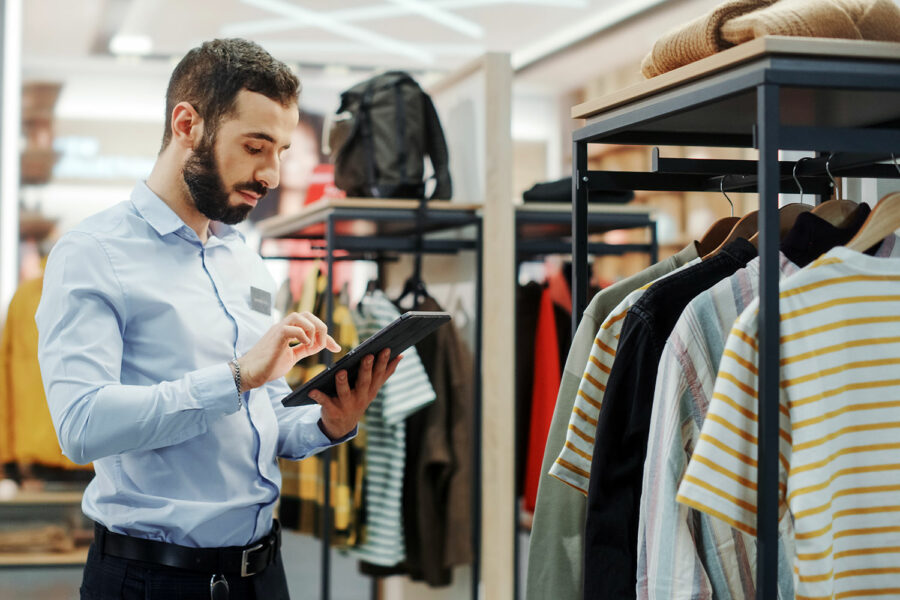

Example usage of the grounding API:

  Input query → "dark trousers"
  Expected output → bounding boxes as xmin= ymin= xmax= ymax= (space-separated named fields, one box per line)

xmin=79 ymin=540 xmax=290 ymax=600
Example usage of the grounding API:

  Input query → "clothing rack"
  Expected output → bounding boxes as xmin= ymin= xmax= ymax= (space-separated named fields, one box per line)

xmin=256 ymin=198 xmax=482 ymax=600
xmin=513 ymin=202 xmax=656 ymax=600
xmin=516 ymin=203 xmax=657 ymax=261
xmin=569 ymin=36 xmax=900 ymax=599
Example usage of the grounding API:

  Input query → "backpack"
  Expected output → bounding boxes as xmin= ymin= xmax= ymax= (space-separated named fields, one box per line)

xmin=328 ymin=71 xmax=452 ymax=200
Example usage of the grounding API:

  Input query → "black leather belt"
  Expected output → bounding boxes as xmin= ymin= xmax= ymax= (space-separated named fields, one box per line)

xmin=94 ymin=520 xmax=281 ymax=578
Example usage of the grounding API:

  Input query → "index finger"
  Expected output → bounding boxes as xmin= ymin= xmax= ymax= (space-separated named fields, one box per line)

xmin=301 ymin=312 xmax=329 ymax=344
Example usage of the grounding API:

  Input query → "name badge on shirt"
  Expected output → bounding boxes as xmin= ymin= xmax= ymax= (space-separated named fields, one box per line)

xmin=250 ymin=286 xmax=272 ymax=315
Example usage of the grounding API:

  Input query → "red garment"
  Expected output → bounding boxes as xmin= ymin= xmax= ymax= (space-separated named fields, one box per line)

xmin=303 ymin=164 xmax=345 ymax=206
xmin=523 ymin=287 xmax=562 ymax=513
xmin=546 ymin=267 xmax=572 ymax=315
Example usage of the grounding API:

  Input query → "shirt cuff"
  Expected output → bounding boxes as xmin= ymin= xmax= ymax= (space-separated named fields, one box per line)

xmin=188 ymin=362 xmax=241 ymax=416
xmin=317 ymin=419 xmax=358 ymax=445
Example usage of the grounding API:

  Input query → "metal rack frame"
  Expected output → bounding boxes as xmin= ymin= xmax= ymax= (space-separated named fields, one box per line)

xmin=512 ymin=203 xmax=656 ymax=600
xmin=571 ymin=49 xmax=900 ymax=598
xmin=258 ymin=203 xmax=482 ymax=600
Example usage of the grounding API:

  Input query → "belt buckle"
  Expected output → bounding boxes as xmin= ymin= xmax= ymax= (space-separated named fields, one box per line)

xmin=240 ymin=543 xmax=264 ymax=578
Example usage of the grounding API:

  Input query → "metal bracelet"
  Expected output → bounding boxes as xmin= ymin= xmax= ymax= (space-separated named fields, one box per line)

xmin=230 ymin=358 xmax=243 ymax=410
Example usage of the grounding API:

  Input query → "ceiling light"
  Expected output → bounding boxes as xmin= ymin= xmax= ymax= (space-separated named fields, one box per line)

xmin=109 ymin=34 xmax=153 ymax=56
xmin=385 ymin=0 xmax=483 ymax=38
xmin=242 ymin=0 xmax=435 ymax=64
xmin=223 ymin=0 xmax=587 ymax=37
xmin=512 ymin=0 xmax=670 ymax=70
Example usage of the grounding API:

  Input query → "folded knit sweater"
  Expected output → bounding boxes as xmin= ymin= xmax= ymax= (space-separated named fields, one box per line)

xmin=642 ymin=0 xmax=900 ymax=78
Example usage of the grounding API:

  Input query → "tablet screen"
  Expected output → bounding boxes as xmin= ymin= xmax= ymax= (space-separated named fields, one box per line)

xmin=281 ymin=311 xmax=451 ymax=407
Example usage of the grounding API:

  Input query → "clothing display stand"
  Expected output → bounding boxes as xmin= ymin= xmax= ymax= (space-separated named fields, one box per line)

xmin=257 ymin=198 xmax=482 ymax=600
xmin=0 ymin=489 xmax=90 ymax=568
xmin=516 ymin=202 xmax=657 ymax=262
xmin=513 ymin=202 xmax=656 ymax=600
xmin=569 ymin=36 xmax=900 ymax=598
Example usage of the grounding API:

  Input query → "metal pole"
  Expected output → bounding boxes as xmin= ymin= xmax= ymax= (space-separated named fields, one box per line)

xmin=755 ymin=83 xmax=781 ymax=600
xmin=322 ymin=214 xmax=335 ymax=600
xmin=572 ymin=140 xmax=588 ymax=337
xmin=472 ymin=218 xmax=483 ymax=600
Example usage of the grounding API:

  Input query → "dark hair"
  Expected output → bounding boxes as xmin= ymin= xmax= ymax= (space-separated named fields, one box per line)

xmin=160 ymin=38 xmax=300 ymax=151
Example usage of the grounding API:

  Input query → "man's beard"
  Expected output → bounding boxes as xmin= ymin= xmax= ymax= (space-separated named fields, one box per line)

xmin=182 ymin=136 xmax=267 ymax=225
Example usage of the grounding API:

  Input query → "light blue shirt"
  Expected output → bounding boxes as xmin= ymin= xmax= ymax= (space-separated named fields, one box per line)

xmin=36 ymin=181 xmax=344 ymax=547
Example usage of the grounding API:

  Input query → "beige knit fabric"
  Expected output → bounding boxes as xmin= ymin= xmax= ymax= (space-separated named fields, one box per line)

xmin=640 ymin=0 xmax=778 ymax=78
xmin=851 ymin=0 xmax=900 ymax=41
xmin=642 ymin=0 xmax=900 ymax=78
xmin=722 ymin=0 xmax=900 ymax=44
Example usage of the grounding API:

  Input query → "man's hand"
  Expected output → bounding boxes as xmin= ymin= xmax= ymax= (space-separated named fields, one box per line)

xmin=309 ymin=348 xmax=402 ymax=440
xmin=237 ymin=312 xmax=341 ymax=391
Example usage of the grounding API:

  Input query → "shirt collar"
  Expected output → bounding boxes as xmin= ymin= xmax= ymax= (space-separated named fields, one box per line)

xmin=780 ymin=204 xmax=872 ymax=268
xmin=130 ymin=181 xmax=243 ymax=243
xmin=719 ymin=237 xmax=758 ymax=265
xmin=210 ymin=220 xmax=243 ymax=243
xmin=130 ymin=181 xmax=188 ymax=237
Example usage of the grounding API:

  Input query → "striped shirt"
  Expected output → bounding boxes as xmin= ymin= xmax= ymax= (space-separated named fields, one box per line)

xmin=642 ymin=234 xmax=899 ymax=600
xmin=350 ymin=291 xmax=436 ymax=566
xmin=528 ymin=242 xmax=699 ymax=600
xmin=677 ymin=245 xmax=900 ymax=600
xmin=549 ymin=258 xmax=701 ymax=494
xmin=640 ymin=253 xmax=800 ymax=600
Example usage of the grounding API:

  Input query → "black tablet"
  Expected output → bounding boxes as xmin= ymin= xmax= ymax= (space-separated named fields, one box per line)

xmin=281 ymin=311 xmax=451 ymax=407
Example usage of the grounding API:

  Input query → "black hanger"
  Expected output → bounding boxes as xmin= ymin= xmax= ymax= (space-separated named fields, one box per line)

xmin=395 ymin=194 xmax=428 ymax=307
xmin=394 ymin=273 xmax=428 ymax=308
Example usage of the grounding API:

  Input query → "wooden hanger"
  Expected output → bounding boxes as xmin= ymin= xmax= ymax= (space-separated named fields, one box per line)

xmin=845 ymin=192 xmax=900 ymax=253
xmin=695 ymin=216 xmax=740 ymax=256
xmin=812 ymin=199 xmax=860 ymax=228
xmin=746 ymin=203 xmax=813 ymax=248
xmin=703 ymin=211 xmax=758 ymax=259
xmin=702 ymin=176 xmax=746 ymax=259
xmin=813 ymin=153 xmax=861 ymax=228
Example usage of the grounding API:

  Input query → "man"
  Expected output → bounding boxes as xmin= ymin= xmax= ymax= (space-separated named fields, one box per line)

xmin=36 ymin=39 xmax=400 ymax=599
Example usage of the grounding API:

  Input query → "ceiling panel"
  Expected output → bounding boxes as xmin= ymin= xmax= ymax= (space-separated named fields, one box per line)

xmin=21 ymin=0 xmax=673 ymax=119
xmin=24 ymin=0 xmax=610 ymax=70
xmin=23 ymin=0 xmax=106 ymax=58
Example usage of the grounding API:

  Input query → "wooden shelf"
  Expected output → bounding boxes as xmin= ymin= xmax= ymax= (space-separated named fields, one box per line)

xmin=516 ymin=202 xmax=653 ymax=216
xmin=573 ymin=37 xmax=900 ymax=120
xmin=255 ymin=197 xmax=482 ymax=239
xmin=0 ymin=547 xmax=88 ymax=567
xmin=0 ymin=491 xmax=83 ymax=506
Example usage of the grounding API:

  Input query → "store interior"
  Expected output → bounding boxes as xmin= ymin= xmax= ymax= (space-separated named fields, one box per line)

xmin=2 ymin=0 xmax=900 ymax=599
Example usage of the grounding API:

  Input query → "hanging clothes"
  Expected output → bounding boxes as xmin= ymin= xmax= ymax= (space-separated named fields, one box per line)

xmin=583 ymin=239 xmax=758 ymax=600
xmin=638 ymin=207 xmax=878 ymax=600
xmin=1 ymin=268 xmax=91 ymax=471
xmin=278 ymin=269 xmax=363 ymax=547
xmin=549 ymin=254 xmax=704 ymax=495
xmin=400 ymin=294 xmax=474 ymax=586
xmin=515 ymin=282 xmax=543 ymax=497
xmin=527 ymin=242 xmax=700 ymax=600
xmin=524 ymin=287 xmax=565 ymax=512
xmin=351 ymin=290 xmax=435 ymax=568
xmin=678 ymin=243 xmax=900 ymax=600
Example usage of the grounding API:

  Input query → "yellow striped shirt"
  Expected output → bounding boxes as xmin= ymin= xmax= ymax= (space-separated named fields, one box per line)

xmin=550 ymin=259 xmax=701 ymax=493
xmin=678 ymin=247 xmax=900 ymax=599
